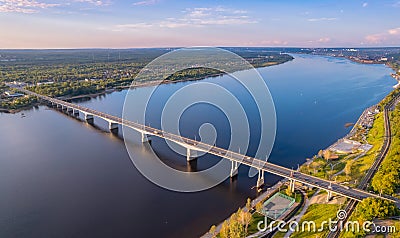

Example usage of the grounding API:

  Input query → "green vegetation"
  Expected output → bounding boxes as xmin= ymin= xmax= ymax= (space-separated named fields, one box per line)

xmin=0 ymin=48 xmax=293 ymax=111
xmin=217 ymin=199 xmax=253 ymax=238
xmin=299 ymin=110 xmax=385 ymax=188
xmin=0 ymin=49 xmax=293 ymax=85
xmin=300 ymin=157 xmax=346 ymax=180
xmin=0 ymin=95 xmax=37 ymax=111
xmin=291 ymin=204 xmax=340 ymax=238
xmin=0 ymin=85 xmax=38 ymax=111
xmin=246 ymin=212 xmax=267 ymax=235
xmin=211 ymin=189 xmax=303 ymax=238
xmin=371 ymin=105 xmax=400 ymax=196
xmin=355 ymin=198 xmax=398 ymax=220
xmin=337 ymin=112 xmax=385 ymax=185
xmin=341 ymin=198 xmax=399 ymax=237
xmin=379 ymin=88 xmax=400 ymax=110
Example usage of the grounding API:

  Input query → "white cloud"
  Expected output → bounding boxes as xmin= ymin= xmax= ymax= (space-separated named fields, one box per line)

xmin=362 ymin=2 xmax=368 ymax=7
xmin=388 ymin=27 xmax=400 ymax=35
xmin=317 ymin=37 xmax=331 ymax=43
xmin=132 ymin=0 xmax=157 ymax=6
xmin=365 ymin=27 xmax=400 ymax=44
xmin=0 ymin=0 xmax=60 ymax=13
xmin=259 ymin=40 xmax=288 ymax=46
xmin=74 ymin=0 xmax=110 ymax=6
xmin=115 ymin=23 xmax=153 ymax=30
xmin=365 ymin=34 xmax=382 ymax=44
xmin=187 ymin=7 xmax=211 ymax=17
xmin=114 ymin=6 xmax=256 ymax=30
xmin=307 ymin=17 xmax=337 ymax=22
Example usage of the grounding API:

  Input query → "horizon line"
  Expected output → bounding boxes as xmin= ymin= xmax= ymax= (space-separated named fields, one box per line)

xmin=1 ymin=46 xmax=400 ymax=50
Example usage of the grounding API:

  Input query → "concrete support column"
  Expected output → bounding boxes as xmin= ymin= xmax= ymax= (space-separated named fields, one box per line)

xmin=62 ymin=105 xmax=68 ymax=111
xmin=326 ymin=191 xmax=332 ymax=202
xmin=57 ymin=104 xmax=62 ymax=109
xmin=85 ymin=114 xmax=94 ymax=124
xmin=290 ymin=179 xmax=295 ymax=193
xmin=109 ymin=122 xmax=118 ymax=133
xmin=67 ymin=107 xmax=73 ymax=113
xmin=186 ymin=148 xmax=197 ymax=161
xmin=141 ymin=133 xmax=151 ymax=143
xmin=73 ymin=109 xmax=79 ymax=116
xmin=256 ymin=170 xmax=264 ymax=188
xmin=230 ymin=161 xmax=239 ymax=177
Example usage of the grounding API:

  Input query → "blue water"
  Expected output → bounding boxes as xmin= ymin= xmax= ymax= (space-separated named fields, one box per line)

xmin=0 ymin=54 xmax=396 ymax=238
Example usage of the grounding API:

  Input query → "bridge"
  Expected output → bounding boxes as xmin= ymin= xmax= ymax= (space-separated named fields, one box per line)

xmin=18 ymin=88 xmax=399 ymax=204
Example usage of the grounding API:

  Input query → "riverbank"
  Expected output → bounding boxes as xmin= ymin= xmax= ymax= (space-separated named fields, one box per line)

xmin=0 ymin=102 xmax=40 ymax=114
xmin=201 ymin=55 xmax=399 ymax=238
xmin=59 ymin=73 xmax=225 ymax=101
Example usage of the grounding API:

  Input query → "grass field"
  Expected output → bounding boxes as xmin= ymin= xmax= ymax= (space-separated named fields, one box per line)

xmin=290 ymin=204 xmax=340 ymax=238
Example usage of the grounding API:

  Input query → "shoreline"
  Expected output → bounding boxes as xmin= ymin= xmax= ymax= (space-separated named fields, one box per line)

xmin=26 ymin=60 xmax=292 ymax=103
xmin=0 ymin=102 xmax=40 ymax=114
xmin=51 ymin=73 xmax=227 ymax=102
xmin=200 ymin=56 xmax=399 ymax=237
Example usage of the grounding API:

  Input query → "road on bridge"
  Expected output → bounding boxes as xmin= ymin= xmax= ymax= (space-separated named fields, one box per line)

xmin=18 ymin=88 xmax=400 ymax=205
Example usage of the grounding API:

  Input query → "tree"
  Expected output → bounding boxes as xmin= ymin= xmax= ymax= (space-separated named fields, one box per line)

xmin=355 ymin=198 xmax=398 ymax=221
xmin=323 ymin=150 xmax=332 ymax=160
xmin=372 ymin=171 xmax=398 ymax=195
xmin=286 ymin=186 xmax=293 ymax=197
xmin=228 ymin=212 xmax=244 ymax=238
xmin=344 ymin=160 xmax=353 ymax=179
xmin=318 ymin=150 xmax=324 ymax=158
xmin=246 ymin=198 xmax=252 ymax=211
xmin=220 ymin=220 xmax=229 ymax=238
xmin=256 ymin=202 xmax=263 ymax=214
xmin=208 ymin=225 xmax=216 ymax=238
xmin=238 ymin=208 xmax=252 ymax=236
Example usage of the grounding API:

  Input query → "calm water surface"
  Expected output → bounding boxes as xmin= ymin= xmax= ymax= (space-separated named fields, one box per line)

xmin=0 ymin=54 xmax=396 ymax=238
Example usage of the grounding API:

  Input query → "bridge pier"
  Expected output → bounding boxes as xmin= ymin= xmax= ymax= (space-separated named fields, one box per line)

xmin=326 ymin=191 xmax=332 ymax=202
xmin=85 ymin=114 xmax=94 ymax=124
xmin=67 ymin=107 xmax=73 ymax=113
xmin=62 ymin=105 xmax=68 ymax=111
xmin=230 ymin=161 xmax=239 ymax=177
xmin=109 ymin=122 xmax=119 ymax=133
xmin=289 ymin=179 xmax=295 ymax=193
xmin=186 ymin=148 xmax=197 ymax=161
xmin=256 ymin=170 xmax=264 ymax=188
xmin=141 ymin=133 xmax=151 ymax=143
xmin=56 ymin=104 xmax=62 ymax=109
xmin=73 ymin=109 xmax=79 ymax=116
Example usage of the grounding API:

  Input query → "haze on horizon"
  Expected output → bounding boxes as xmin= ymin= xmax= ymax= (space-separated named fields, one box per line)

xmin=0 ymin=0 xmax=400 ymax=49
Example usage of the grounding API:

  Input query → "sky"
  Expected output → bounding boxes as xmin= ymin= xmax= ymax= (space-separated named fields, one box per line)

xmin=0 ymin=0 xmax=399 ymax=48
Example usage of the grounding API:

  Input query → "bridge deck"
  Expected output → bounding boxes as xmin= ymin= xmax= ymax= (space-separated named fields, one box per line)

xmin=19 ymin=88 xmax=399 ymax=204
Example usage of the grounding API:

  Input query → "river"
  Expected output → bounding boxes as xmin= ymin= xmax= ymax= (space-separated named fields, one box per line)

xmin=0 ymin=54 xmax=396 ymax=238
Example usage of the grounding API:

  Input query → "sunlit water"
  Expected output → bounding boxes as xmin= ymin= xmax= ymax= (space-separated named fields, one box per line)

xmin=0 ymin=54 xmax=396 ymax=238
